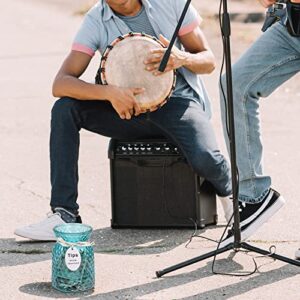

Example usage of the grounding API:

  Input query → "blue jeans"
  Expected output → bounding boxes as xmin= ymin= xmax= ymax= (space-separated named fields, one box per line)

xmin=220 ymin=23 xmax=300 ymax=203
xmin=50 ymin=96 xmax=232 ymax=213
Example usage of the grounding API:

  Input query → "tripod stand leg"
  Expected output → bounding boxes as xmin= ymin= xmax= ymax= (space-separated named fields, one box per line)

xmin=241 ymin=243 xmax=300 ymax=267
xmin=156 ymin=243 xmax=233 ymax=278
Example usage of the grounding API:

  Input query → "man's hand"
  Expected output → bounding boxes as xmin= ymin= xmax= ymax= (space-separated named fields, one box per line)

xmin=258 ymin=0 xmax=276 ymax=8
xmin=106 ymin=86 xmax=145 ymax=120
xmin=144 ymin=35 xmax=187 ymax=76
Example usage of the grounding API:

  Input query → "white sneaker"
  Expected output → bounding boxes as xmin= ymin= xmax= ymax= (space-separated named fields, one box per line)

xmin=295 ymin=248 xmax=300 ymax=260
xmin=14 ymin=212 xmax=65 ymax=241
xmin=219 ymin=196 xmax=233 ymax=225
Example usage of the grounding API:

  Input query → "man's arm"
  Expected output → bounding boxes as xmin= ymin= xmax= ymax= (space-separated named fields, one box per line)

xmin=178 ymin=27 xmax=216 ymax=74
xmin=52 ymin=51 xmax=144 ymax=119
xmin=52 ymin=51 xmax=105 ymax=100
xmin=259 ymin=0 xmax=300 ymax=7
xmin=144 ymin=27 xmax=216 ymax=76
xmin=258 ymin=0 xmax=276 ymax=8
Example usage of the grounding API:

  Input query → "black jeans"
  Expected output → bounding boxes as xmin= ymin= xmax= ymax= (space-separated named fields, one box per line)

xmin=50 ymin=96 xmax=232 ymax=214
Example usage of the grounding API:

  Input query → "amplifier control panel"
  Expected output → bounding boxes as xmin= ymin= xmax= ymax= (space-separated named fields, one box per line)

xmin=114 ymin=141 xmax=181 ymax=156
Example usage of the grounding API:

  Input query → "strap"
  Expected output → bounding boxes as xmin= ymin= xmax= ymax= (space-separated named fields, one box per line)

xmin=57 ymin=237 xmax=94 ymax=248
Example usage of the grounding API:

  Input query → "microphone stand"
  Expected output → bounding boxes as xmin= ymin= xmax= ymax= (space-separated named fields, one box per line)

xmin=156 ymin=0 xmax=300 ymax=278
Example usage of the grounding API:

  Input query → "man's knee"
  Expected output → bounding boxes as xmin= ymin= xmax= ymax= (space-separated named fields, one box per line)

xmin=190 ymin=150 xmax=229 ymax=180
xmin=51 ymin=97 xmax=79 ymax=119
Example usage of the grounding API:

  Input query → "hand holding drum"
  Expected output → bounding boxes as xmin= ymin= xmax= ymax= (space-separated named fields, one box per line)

xmin=105 ymin=86 xmax=145 ymax=120
xmin=144 ymin=35 xmax=188 ymax=75
xmin=97 ymin=33 xmax=176 ymax=119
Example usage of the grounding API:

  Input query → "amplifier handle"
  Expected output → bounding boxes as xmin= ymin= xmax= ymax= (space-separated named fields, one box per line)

xmin=128 ymin=157 xmax=184 ymax=167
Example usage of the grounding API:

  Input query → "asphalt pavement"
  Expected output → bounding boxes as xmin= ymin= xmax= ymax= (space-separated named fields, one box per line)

xmin=0 ymin=0 xmax=299 ymax=299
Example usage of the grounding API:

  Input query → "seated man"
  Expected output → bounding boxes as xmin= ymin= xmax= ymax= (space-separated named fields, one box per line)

xmin=219 ymin=0 xmax=300 ymax=258
xmin=15 ymin=0 xmax=232 ymax=241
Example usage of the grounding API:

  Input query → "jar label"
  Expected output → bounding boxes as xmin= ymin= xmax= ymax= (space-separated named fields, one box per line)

xmin=65 ymin=247 xmax=81 ymax=271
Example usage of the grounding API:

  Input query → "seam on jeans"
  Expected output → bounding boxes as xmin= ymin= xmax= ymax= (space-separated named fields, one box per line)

xmin=241 ymin=93 xmax=256 ymax=197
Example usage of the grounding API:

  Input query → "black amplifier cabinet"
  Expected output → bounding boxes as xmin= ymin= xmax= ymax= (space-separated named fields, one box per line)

xmin=108 ymin=139 xmax=217 ymax=228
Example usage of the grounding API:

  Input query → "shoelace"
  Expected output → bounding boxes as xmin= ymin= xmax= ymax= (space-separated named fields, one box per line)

xmin=47 ymin=212 xmax=60 ymax=218
xmin=239 ymin=201 xmax=247 ymax=213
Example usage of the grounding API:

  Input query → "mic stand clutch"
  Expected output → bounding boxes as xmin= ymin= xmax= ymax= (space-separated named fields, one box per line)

xmin=156 ymin=0 xmax=300 ymax=278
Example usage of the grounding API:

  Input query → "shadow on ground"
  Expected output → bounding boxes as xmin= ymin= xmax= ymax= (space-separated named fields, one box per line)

xmin=19 ymin=254 xmax=299 ymax=299
xmin=0 ymin=226 xmax=225 ymax=267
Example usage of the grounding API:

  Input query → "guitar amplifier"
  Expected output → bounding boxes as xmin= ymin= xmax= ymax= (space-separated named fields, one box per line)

xmin=108 ymin=139 xmax=218 ymax=228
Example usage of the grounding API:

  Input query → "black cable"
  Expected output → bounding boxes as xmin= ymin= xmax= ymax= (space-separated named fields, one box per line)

xmin=219 ymin=4 xmax=230 ymax=137
xmin=185 ymin=219 xmax=219 ymax=249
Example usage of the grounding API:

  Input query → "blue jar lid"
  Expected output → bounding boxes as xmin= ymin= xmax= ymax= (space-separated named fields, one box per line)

xmin=53 ymin=223 xmax=93 ymax=242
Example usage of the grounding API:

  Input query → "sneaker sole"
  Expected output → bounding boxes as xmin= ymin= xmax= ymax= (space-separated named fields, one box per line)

xmin=14 ymin=229 xmax=56 ymax=242
xmin=220 ymin=195 xmax=285 ymax=248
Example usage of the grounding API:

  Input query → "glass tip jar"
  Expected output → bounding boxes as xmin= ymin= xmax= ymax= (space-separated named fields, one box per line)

xmin=52 ymin=223 xmax=95 ymax=293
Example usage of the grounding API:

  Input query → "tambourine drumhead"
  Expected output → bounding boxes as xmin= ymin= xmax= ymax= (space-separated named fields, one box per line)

xmin=100 ymin=33 xmax=176 ymax=110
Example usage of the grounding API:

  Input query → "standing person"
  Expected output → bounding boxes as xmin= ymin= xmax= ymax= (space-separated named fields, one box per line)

xmin=220 ymin=0 xmax=300 ymax=259
xmin=15 ymin=0 xmax=233 ymax=241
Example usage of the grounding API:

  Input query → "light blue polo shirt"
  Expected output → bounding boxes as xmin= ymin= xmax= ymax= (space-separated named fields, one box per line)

xmin=72 ymin=0 xmax=212 ymax=117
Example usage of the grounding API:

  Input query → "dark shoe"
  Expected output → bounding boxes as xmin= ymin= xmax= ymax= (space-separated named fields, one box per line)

xmin=220 ymin=189 xmax=285 ymax=247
